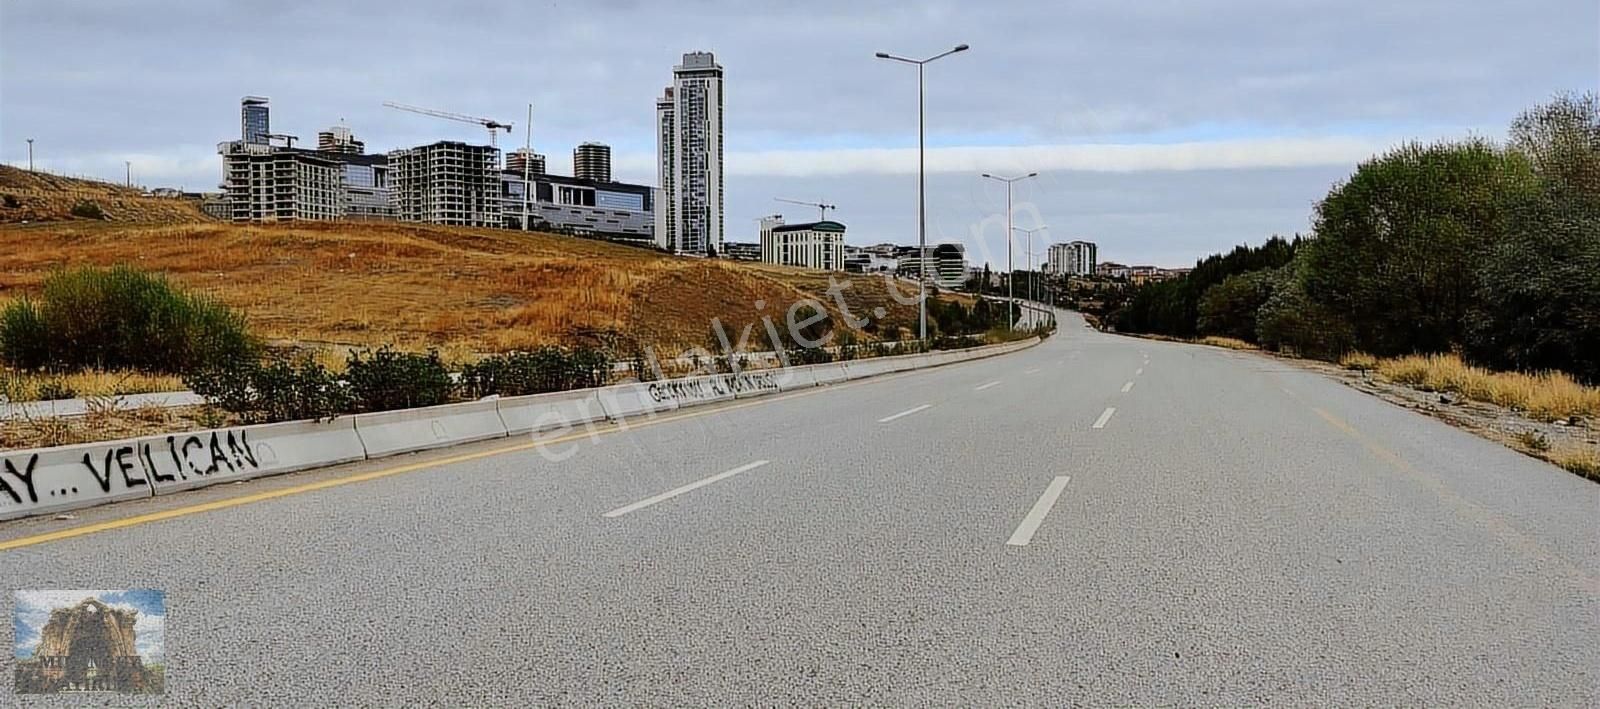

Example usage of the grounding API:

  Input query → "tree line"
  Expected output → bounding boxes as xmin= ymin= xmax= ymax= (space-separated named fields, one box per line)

xmin=1110 ymin=93 xmax=1600 ymax=383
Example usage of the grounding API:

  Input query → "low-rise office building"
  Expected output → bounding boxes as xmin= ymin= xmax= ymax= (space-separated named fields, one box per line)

xmin=500 ymin=172 xmax=657 ymax=243
xmin=761 ymin=218 xmax=846 ymax=270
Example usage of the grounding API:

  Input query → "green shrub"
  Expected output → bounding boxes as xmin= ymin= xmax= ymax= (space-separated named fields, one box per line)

xmin=0 ymin=265 xmax=258 ymax=374
xmin=186 ymin=354 xmax=351 ymax=424
xmin=70 ymin=201 xmax=105 ymax=219
xmin=459 ymin=346 xmax=613 ymax=398
xmin=2 ymin=194 xmax=19 ymax=209
xmin=345 ymin=346 xmax=453 ymax=412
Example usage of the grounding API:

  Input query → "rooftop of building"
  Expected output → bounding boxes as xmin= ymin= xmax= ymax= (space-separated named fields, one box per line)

xmin=771 ymin=220 xmax=846 ymax=233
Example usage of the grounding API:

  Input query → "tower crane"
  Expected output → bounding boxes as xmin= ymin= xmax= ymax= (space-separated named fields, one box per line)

xmin=775 ymin=197 xmax=837 ymax=221
xmin=382 ymin=101 xmax=513 ymax=148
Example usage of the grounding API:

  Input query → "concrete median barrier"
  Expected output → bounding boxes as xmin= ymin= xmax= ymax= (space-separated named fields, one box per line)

xmin=0 ymin=437 xmax=159 ymax=521
xmin=496 ymin=390 xmax=608 ymax=436
xmin=773 ymin=365 xmax=820 ymax=391
xmin=596 ymin=382 xmax=679 ymax=421
xmin=353 ymin=399 xmax=509 ymax=459
xmin=149 ymin=418 xmax=368 ymax=495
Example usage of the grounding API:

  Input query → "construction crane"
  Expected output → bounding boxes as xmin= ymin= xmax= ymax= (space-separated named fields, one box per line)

xmin=382 ymin=101 xmax=513 ymax=148
xmin=263 ymin=133 xmax=299 ymax=148
xmin=775 ymin=197 xmax=837 ymax=222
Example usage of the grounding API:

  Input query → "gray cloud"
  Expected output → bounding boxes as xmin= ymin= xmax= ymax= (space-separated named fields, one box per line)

xmin=2 ymin=0 xmax=1592 ymax=265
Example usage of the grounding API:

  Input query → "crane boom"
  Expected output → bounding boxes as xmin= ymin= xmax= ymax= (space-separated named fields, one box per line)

xmin=383 ymin=101 xmax=513 ymax=148
xmin=775 ymin=197 xmax=837 ymax=221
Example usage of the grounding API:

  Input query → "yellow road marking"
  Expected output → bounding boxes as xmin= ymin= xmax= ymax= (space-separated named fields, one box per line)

xmin=0 ymin=363 xmax=964 ymax=552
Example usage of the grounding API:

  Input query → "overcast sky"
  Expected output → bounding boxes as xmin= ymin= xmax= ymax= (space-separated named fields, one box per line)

xmin=2 ymin=1 xmax=1594 ymax=266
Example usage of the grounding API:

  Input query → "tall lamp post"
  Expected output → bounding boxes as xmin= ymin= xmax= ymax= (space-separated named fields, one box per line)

xmin=980 ymin=172 xmax=1037 ymax=329
xmin=26 ymin=138 xmax=34 ymax=171
xmin=875 ymin=43 xmax=969 ymax=342
xmin=1016 ymin=225 xmax=1049 ymax=321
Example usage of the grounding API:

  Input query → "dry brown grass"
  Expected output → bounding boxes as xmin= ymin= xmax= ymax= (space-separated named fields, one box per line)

xmin=1339 ymin=351 xmax=1380 ymax=371
xmin=1198 ymin=336 xmax=1257 ymax=351
xmin=1 ymin=367 xmax=185 ymax=402
xmin=0 ymin=220 xmax=928 ymax=360
xmin=0 ymin=165 xmax=211 ymax=224
xmin=0 ymin=403 xmax=232 ymax=450
xmin=1376 ymin=353 xmax=1600 ymax=422
xmin=1550 ymin=446 xmax=1600 ymax=481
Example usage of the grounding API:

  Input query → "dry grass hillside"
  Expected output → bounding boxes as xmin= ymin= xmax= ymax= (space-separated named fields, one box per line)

xmin=0 ymin=221 xmax=936 ymax=357
xmin=0 ymin=165 xmax=211 ymax=223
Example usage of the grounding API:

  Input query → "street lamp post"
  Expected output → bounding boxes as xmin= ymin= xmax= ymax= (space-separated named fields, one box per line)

xmin=26 ymin=139 xmax=33 ymax=171
xmin=980 ymin=172 xmax=1037 ymax=329
xmin=1016 ymin=225 xmax=1049 ymax=318
xmin=875 ymin=43 xmax=969 ymax=342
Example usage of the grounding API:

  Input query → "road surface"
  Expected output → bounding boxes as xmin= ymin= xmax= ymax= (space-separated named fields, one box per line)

xmin=3 ymin=311 xmax=1596 ymax=704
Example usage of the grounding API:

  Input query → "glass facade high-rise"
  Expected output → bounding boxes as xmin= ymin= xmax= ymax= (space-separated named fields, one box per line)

xmin=241 ymin=96 xmax=270 ymax=145
xmin=655 ymin=52 xmax=723 ymax=256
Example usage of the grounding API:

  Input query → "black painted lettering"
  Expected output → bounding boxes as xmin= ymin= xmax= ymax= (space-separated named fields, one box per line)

xmin=142 ymin=443 xmax=176 ymax=484
xmin=83 ymin=451 xmax=114 ymax=493
xmin=1 ymin=455 xmax=40 ymax=504
xmin=114 ymin=446 xmax=147 ymax=488
xmin=228 ymin=430 xmax=259 ymax=469
xmin=206 ymin=433 xmax=233 ymax=474
xmin=166 ymin=436 xmax=188 ymax=481
xmin=180 ymin=436 xmax=205 ymax=476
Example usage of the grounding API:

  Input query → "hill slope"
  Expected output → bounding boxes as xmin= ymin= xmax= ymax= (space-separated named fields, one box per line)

xmin=0 ymin=165 xmax=211 ymax=223
xmin=0 ymin=221 xmax=938 ymax=356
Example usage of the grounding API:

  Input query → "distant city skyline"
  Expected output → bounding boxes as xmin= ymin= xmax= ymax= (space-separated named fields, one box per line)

xmin=2 ymin=0 xmax=1591 ymax=267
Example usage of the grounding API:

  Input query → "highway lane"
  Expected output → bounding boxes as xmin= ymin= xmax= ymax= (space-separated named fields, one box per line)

xmin=2 ymin=311 xmax=1597 ymax=705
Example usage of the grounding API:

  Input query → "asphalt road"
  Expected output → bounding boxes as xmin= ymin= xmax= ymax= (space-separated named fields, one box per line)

xmin=3 ymin=311 xmax=1596 ymax=705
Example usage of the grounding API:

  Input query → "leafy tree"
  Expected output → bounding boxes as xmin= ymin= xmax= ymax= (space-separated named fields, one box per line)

xmin=1197 ymin=269 xmax=1278 ymax=342
xmin=1509 ymin=91 xmax=1600 ymax=197
xmin=1254 ymin=267 xmax=1355 ymax=359
xmin=1298 ymin=139 xmax=1539 ymax=356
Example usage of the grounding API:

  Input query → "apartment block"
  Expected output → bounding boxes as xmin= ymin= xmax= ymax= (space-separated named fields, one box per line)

xmin=656 ymin=51 xmax=724 ymax=256
xmin=387 ymin=141 xmax=502 ymax=227
xmin=573 ymin=142 xmax=612 ymax=182
xmin=1048 ymin=240 xmax=1097 ymax=275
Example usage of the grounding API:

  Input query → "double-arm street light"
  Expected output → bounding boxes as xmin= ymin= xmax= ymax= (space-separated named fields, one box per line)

xmin=1016 ymin=225 xmax=1049 ymax=309
xmin=875 ymin=43 xmax=969 ymax=342
xmin=980 ymin=171 xmax=1038 ymax=329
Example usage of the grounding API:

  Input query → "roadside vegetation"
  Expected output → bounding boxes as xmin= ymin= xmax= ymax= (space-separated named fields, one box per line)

xmin=1104 ymin=93 xmax=1599 ymax=479
xmin=1111 ymin=93 xmax=1598 ymax=382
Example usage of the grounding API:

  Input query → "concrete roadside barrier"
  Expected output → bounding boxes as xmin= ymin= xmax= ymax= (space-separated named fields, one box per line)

xmin=596 ymin=382 xmax=679 ymax=421
xmin=353 ymin=399 xmax=509 ymax=459
xmin=727 ymin=370 xmax=783 ymax=400
xmin=0 ymin=438 xmax=159 ymax=521
xmin=812 ymin=362 xmax=850 ymax=385
xmin=496 ymin=390 xmax=608 ymax=436
xmin=772 ymin=365 xmax=820 ymax=392
xmin=149 ymin=417 xmax=368 ymax=495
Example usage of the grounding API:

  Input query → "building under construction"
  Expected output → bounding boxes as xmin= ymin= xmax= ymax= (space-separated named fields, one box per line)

xmin=217 ymin=140 xmax=343 ymax=222
xmin=387 ymin=141 xmax=502 ymax=227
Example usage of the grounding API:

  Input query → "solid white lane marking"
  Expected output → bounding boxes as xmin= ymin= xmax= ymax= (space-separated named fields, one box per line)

xmin=974 ymin=380 xmax=1002 ymax=391
xmin=1006 ymin=476 xmax=1072 ymax=546
xmin=1024 ymin=367 xmax=1040 ymax=375
xmin=1135 ymin=367 xmax=1144 ymax=376
xmin=1092 ymin=407 xmax=1116 ymax=429
xmin=879 ymin=404 xmax=932 ymax=423
xmin=603 ymin=460 xmax=771 ymax=518
xmin=1121 ymin=381 xmax=1134 ymax=393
